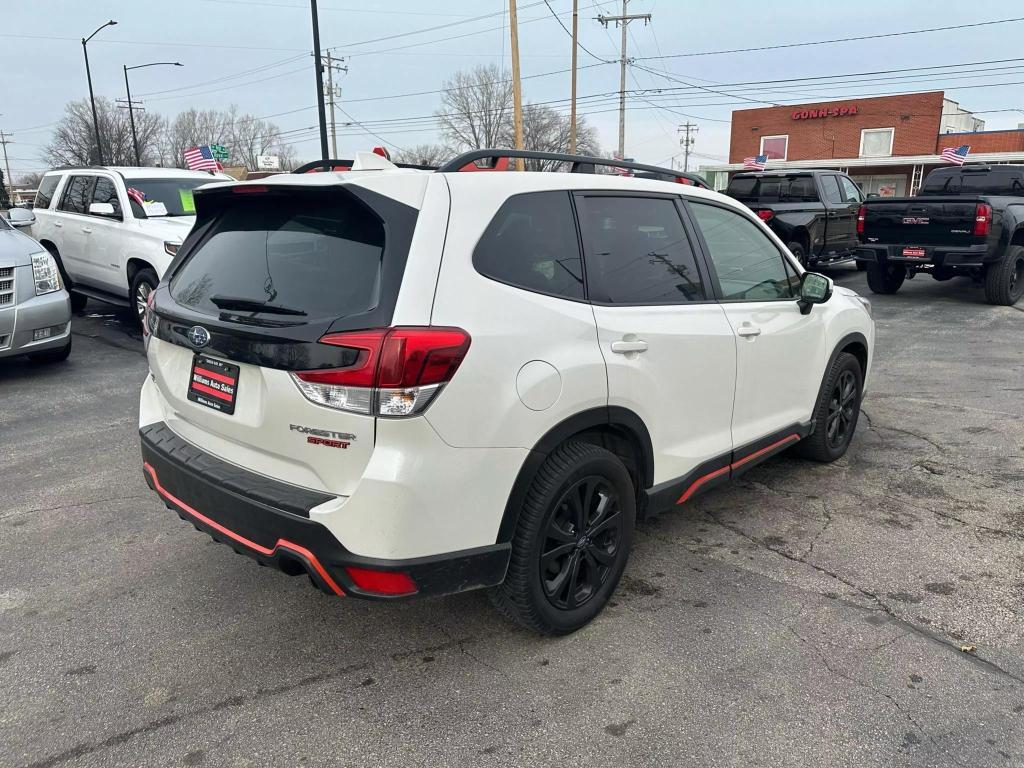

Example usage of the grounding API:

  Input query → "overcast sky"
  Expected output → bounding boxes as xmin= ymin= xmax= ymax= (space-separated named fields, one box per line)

xmin=3 ymin=0 xmax=1024 ymax=179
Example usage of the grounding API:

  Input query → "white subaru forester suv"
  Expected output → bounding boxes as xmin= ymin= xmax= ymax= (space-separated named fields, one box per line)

xmin=139 ymin=150 xmax=874 ymax=634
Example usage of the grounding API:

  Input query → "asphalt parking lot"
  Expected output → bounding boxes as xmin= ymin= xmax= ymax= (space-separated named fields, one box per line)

xmin=1 ymin=266 xmax=1022 ymax=768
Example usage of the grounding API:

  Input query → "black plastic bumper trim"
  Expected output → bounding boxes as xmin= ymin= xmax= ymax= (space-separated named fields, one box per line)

xmin=140 ymin=422 xmax=510 ymax=600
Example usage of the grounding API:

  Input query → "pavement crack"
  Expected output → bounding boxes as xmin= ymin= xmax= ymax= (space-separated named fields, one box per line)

xmin=0 ymin=494 xmax=154 ymax=522
xmin=704 ymin=510 xmax=1024 ymax=688
xmin=25 ymin=661 xmax=370 ymax=768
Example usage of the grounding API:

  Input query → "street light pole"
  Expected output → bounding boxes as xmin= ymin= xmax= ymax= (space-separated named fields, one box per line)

xmin=123 ymin=62 xmax=183 ymax=166
xmin=82 ymin=20 xmax=117 ymax=166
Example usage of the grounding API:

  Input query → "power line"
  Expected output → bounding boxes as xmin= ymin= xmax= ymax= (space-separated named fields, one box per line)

xmin=542 ymin=0 xmax=609 ymax=62
xmin=632 ymin=16 xmax=1024 ymax=61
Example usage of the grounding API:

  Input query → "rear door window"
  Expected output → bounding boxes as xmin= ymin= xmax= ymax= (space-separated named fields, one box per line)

xmin=59 ymin=176 xmax=94 ymax=214
xmin=169 ymin=190 xmax=385 ymax=323
xmin=473 ymin=191 xmax=584 ymax=300
xmin=576 ymin=195 xmax=706 ymax=304
xmin=820 ymin=175 xmax=844 ymax=205
xmin=839 ymin=176 xmax=862 ymax=203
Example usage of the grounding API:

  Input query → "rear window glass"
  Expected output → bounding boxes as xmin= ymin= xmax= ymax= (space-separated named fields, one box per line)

xmin=169 ymin=190 xmax=385 ymax=323
xmin=920 ymin=168 xmax=1024 ymax=196
xmin=36 ymin=175 xmax=60 ymax=209
xmin=726 ymin=175 xmax=818 ymax=202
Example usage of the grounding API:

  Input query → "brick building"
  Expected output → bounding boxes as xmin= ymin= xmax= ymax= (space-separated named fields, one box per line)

xmin=700 ymin=91 xmax=1024 ymax=195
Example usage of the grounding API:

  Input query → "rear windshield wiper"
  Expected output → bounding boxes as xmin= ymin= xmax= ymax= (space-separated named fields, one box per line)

xmin=210 ymin=295 xmax=307 ymax=316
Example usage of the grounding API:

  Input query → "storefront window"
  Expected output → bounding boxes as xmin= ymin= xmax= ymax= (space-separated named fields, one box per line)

xmin=859 ymin=128 xmax=894 ymax=158
xmin=759 ymin=135 xmax=788 ymax=160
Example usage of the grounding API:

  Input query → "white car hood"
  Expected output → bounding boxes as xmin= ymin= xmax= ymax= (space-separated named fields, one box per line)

xmin=138 ymin=216 xmax=195 ymax=243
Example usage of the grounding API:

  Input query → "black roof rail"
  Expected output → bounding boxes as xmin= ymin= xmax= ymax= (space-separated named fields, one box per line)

xmin=293 ymin=158 xmax=438 ymax=174
xmin=435 ymin=149 xmax=710 ymax=188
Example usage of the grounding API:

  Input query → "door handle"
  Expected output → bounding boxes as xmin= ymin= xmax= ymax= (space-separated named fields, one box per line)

xmin=736 ymin=325 xmax=761 ymax=338
xmin=81 ymin=227 xmax=92 ymax=234
xmin=611 ymin=340 xmax=648 ymax=354
xmin=54 ymin=221 xmax=62 ymax=228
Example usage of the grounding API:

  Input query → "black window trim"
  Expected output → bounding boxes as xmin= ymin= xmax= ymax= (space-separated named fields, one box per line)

xmin=682 ymin=197 xmax=804 ymax=305
xmin=471 ymin=190 xmax=591 ymax=305
xmin=571 ymin=189 xmax=718 ymax=308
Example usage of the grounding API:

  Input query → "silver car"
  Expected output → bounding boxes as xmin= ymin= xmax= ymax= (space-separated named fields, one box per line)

xmin=0 ymin=208 xmax=72 ymax=363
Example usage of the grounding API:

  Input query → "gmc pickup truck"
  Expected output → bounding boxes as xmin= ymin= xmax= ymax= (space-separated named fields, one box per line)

xmin=726 ymin=169 xmax=863 ymax=268
xmin=856 ymin=164 xmax=1024 ymax=305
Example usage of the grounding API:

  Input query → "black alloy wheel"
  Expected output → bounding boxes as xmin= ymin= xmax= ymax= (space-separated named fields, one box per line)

xmin=826 ymin=369 xmax=858 ymax=449
xmin=540 ymin=476 xmax=622 ymax=611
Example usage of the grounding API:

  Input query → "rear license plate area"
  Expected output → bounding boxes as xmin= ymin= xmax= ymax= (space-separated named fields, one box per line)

xmin=188 ymin=354 xmax=240 ymax=414
xmin=902 ymin=247 xmax=927 ymax=258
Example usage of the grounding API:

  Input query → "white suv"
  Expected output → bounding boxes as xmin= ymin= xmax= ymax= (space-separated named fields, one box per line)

xmin=31 ymin=167 xmax=231 ymax=323
xmin=139 ymin=151 xmax=874 ymax=634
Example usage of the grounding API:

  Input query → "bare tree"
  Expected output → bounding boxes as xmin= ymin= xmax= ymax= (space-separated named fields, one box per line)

xmin=162 ymin=105 xmax=296 ymax=170
xmin=16 ymin=172 xmax=44 ymax=188
xmin=436 ymin=64 xmax=513 ymax=151
xmin=45 ymin=98 xmax=164 ymax=167
xmin=514 ymin=103 xmax=602 ymax=169
xmin=392 ymin=143 xmax=452 ymax=167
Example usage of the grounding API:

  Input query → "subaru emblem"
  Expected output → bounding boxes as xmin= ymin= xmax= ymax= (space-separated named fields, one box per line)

xmin=187 ymin=325 xmax=210 ymax=348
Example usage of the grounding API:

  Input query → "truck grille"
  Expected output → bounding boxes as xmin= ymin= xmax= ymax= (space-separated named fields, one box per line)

xmin=0 ymin=267 xmax=13 ymax=306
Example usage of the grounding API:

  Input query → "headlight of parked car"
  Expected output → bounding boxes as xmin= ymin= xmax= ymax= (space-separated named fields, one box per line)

xmin=31 ymin=251 xmax=61 ymax=296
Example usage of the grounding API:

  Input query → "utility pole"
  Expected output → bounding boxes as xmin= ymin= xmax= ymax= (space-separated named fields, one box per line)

xmin=509 ymin=0 xmax=525 ymax=171
xmin=123 ymin=62 xmax=183 ymax=166
xmin=569 ymin=0 xmax=579 ymax=154
xmin=323 ymin=51 xmax=347 ymax=158
xmin=0 ymin=132 xmax=13 ymax=204
xmin=597 ymin=1 xmax=651 ymax=159
xmin=309 ymin=0 xmax=329 ymax=163
xmin=678 ymin=122 xmax=698 ymax=172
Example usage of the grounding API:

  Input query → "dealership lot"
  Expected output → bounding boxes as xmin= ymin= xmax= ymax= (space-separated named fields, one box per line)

xmin=1 ymin=266 xmax=1022 ymax=767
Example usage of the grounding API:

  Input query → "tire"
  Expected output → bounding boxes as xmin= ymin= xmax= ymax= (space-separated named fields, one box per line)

xmin=787 ymin=241 xmax=808 ymax=268
xmin=489 ymin=441 xmax=636 ymax=635
xmin=865 ymin=261 xmax=905 ymax=294
xmin=983 ymin=245 xmax=1024 ymax=306
xmin=28 ymin=335 xmax=71 ymax=364
xmin=129 ymin=268 xmax=159 ymax=328
xmin=41 ymin=243 xmax=87 ymax=312
xmin=796 ymin=352 xmax=863 ymax=463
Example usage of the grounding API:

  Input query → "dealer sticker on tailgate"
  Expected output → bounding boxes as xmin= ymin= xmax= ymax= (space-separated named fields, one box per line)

xmin=902 ymin=247 xmax=927 ymax=257
xmin=188 ymin=354 xmax=240 ymax=414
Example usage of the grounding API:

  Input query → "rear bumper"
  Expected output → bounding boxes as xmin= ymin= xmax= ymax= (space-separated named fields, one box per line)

xmin=855 ymin=244 xmax=992 ymax=267
xmin=140 ymin=422 xmax=510 ymax=600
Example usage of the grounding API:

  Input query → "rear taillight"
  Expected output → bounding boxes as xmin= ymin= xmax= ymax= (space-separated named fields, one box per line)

xmin=974 ymin=203 xmax=992 ymax=237
xmin=756 ymin=209 xmax=773 ymax=222
xmin=856 ymin=205 xmax=866 ymax=235
xmin=290 ymin=327 xmax=471 ymax=417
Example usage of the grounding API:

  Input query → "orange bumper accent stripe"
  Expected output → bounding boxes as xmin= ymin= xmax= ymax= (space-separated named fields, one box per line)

xmin=143 ymin=462 xmax=345 ymax=597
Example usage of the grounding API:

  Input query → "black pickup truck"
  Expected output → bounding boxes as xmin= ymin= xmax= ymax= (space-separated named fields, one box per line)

xmin=726 ymin=169 xmax=864 ymax=267
xmin=856 ymin=164 xmax=1024 ymax=305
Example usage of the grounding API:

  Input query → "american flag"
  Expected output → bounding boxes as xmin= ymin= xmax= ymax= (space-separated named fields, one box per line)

xmin=184 ymin=145 xmax=223 ymax=171
xmin=940 ymin=144 xmax=970 ymax=165
xmin=610 ymin=153 xmax=634 ymax=176
xmin=743 ymin=154 xmax=768 ymax=171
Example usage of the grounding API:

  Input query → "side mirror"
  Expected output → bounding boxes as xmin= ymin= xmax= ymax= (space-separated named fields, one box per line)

xmin=798 ymin=272 xmax=833 ymax=315
xmin=89 ymin=202 xmax=117 ymax=217
xmin=7 ymin=207 xmax=35 ymax=228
